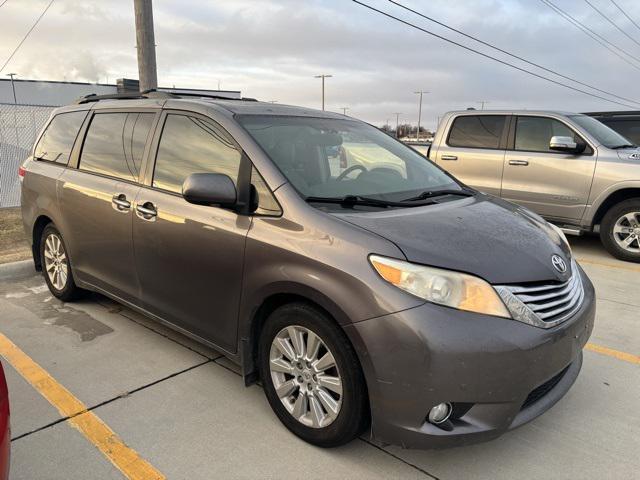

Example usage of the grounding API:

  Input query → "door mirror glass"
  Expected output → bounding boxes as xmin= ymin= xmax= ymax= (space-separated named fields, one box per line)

xmin=549 ymin=135 xmax=580 ymax=153
xmin=182 ymin=173 xmax=237 ymax=207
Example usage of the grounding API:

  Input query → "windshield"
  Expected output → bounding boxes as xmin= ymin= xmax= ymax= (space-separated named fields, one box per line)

xmin=569 ymin=114 xmax=635 ymax=148
xmin=237 ymin=115 xmax=460 ymax=201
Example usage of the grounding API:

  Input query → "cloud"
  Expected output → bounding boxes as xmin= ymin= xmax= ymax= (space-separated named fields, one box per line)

xmin=1 ymin=0 xmax=639 ymax=128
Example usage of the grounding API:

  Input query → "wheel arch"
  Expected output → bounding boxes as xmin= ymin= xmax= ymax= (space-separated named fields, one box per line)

xmin=31 ymin=215 xmax=54 ymax=271
xmin=591 ymin=187 xmax=640 ymax=227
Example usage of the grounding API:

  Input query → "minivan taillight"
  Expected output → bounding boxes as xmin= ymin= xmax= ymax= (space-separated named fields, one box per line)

xmin=18 ymin=166 xmax=26 ymax=182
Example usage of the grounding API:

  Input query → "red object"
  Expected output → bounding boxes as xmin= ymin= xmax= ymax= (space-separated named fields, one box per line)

xmin=18 ymin=166 xmax=26 ymax=178
xmin=0 ymin=362 xmax=9 ymax=480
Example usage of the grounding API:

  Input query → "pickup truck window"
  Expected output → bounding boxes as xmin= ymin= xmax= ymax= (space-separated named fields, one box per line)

xmin=447 ymin=115 xmax=506 ymax=149
xmin=514 ymin=116 xmax=579 ymax=153
xmin=34 ymin=111 xmax=87 ymax=165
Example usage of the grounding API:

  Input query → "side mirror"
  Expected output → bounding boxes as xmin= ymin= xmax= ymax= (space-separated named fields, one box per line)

xmin=549 ymin=135 xmax=583 ymax=153
xmin=182 ymin=173 xmax=237 ymax=207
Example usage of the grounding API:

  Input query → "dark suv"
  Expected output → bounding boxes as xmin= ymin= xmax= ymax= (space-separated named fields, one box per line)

xmin=20 ymin=92 xmax=595 ymax=449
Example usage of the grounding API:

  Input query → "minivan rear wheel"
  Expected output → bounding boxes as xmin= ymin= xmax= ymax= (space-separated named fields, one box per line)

xmin=600 ymin=199 xmax=640 ymax=263
xmin=40 ymin=224 xmax=83 ymax=301
xmin=258 ymin=303 xmax=369 ymax=447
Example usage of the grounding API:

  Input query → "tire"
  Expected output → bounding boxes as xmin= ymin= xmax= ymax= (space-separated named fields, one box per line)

xmin=40 ymin=224 xmax=83 ymax=301
xmin=600 ymin=199 xmax=640 ymax=263
xmin=258 ymin=303 xmax=369 ymax=447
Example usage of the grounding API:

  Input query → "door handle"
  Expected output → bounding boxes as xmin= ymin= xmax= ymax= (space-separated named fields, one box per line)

xmin=508 ymin=159 xmax=529 ymax=166
xmin=136 ymin=201 xmax=157 ymax=220
xmin=112 ymin=193 xmax=131 ymax=211
xmin=441 ymin=155 xmax=458 ymax=161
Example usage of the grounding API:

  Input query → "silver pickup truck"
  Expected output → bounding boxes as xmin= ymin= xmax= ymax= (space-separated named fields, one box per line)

xmin=429 ymin=110 xmax=640 ymax=262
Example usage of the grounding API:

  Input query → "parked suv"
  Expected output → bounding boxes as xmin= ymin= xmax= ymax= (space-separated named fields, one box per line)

xmin=21 ymin=93 xmax=595 ymax=449
xmin=430 ymin=110 xmax=640 ymax=262
xmin=585 ymin=110 xmax=640 ymax=146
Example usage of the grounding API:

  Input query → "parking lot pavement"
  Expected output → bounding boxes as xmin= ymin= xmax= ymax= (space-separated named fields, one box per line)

xmin=1 ymin=235 xmax=638 ymax=479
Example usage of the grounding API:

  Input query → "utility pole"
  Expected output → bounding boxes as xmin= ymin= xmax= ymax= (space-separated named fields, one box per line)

xmin=134 ymin=0 xmax=158 ymax=92
xmin=341 ymin=107 xmax=349 ymax=115
xmin=314 ymin=74 xmax=332 ymax=110
xmin=414 ymin=91 xmax=429 ymax=141
xmin=477 ymin=100 xmax=489 ymax=110
xmin=393 ymin=112 xmax=402 ymax=138
xmin=6 ymin=73 xmax=17 ymax=103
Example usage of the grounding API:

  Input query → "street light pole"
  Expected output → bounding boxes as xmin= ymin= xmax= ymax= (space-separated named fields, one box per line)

xmin=414 ymin=91 xmax=429 ymax=141
xmin=477 ymin=100 xmax=489 ymax=110
xmin=314 ymin=74 xmax=333 ymax=110
xmin=134 ymin=0 xmax=158 ymax=92
xmin=393 ymin=112 xmax=402 ymax=138
xmin=7 ymin=73 xmax=17 ymax=104
xmin=341 ymin=107 xmax=349 ymax=115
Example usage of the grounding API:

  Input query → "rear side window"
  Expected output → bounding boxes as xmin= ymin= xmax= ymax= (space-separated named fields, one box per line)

xmin=79 ymin=112 xmax=155 ymax=182
xmin=514 ymin=116 xmax=579 ymax=153
xmin=153 ymin=114 xmax=241 ymax=194
xmin=34 ymin=111 xmax=87 ymax=164
xmin=447 ymin=115 xmax=506 ymax=149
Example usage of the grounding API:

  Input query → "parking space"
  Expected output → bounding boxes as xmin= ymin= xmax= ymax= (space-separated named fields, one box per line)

xmin=1 ymin=235 xmax=638 ymax=479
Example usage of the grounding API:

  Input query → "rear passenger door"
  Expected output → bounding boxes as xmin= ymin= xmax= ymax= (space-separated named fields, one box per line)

xmin=133 ymin=111 xmax=250 ymax=352
xmin=59 ymin=110 xmax=157 ymax=303
xmin=434 ymin=114 xmax=508 ymax=196
xmin=501 ymin=115 xmax=597 ymax=222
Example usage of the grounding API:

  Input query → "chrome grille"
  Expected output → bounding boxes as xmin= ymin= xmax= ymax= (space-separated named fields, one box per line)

xmin=495 ymin=260 xmax=584 ymax=329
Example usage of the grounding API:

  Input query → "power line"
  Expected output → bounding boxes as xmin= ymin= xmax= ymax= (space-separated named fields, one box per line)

xmin=0 ymin=1 xmax=10 ymax=8
xmin=584 ymin=0 xmax=640 ymax=48
xmin=0 ymin=0 xmax=56 ymax=74
xmin=387 ymin=0 xmax=640 ymax=107
xmin=540 ymin=0 xmax=640 ymax=72
xmin=609 ymin=0 xmax=640 ymax=34
xmin=351 ymin=0 xmax=637 ymax=108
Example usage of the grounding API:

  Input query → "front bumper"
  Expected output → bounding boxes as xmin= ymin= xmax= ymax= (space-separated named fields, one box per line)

xmin=345 ymin=267 xmax=595 ymax=449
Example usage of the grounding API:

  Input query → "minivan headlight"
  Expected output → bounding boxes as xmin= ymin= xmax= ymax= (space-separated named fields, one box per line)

xmin=369 ymin=255 xmax=511 ymax=318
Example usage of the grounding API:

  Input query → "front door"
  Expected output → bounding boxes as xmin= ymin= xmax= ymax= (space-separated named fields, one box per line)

xmin=59 ymin=111 xmax=156 ymax=303
xmin=133 ymin=112 xmax=250 ymax=352
xmin=501 ymin=115 xmax=597 ymax=221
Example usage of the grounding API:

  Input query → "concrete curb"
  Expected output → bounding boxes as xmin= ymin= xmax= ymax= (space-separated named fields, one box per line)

xmin=0 ymin=260 xmax=36 ymax=280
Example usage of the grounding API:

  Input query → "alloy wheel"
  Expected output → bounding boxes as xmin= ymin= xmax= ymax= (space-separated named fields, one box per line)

xmin=269 ymin=325 xmax=343 ymax=428
xmin=44 ymin=233 xmax=68 ymax=291
xmin=612 ymin=212 xmax=640 ymax=253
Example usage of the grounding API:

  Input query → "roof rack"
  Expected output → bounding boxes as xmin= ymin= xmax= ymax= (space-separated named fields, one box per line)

xmin=75 ymin=90 xmax=258 ymax=105
xmin=142 ymin=89 xmax=258 ymax=102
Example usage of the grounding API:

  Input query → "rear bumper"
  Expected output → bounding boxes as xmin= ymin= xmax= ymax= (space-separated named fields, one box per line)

xmin=345 ymin=267 xmax=595 ymax=449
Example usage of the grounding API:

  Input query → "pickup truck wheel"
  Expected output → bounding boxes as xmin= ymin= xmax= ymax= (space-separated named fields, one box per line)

xmin=600 ymin=199 xmax=640 ymax=263
xmin=40 ymin=224 xmax=84 ymax=301
xmin=258 ymin=303 xmax=369 ymax=447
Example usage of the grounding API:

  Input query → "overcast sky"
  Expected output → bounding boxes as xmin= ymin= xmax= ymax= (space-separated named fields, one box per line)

xmin=1 ymin=0 xmax=640 ymax=128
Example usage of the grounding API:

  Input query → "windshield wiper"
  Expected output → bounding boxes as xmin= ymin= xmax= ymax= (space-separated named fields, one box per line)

xmin=305 ymin=195 xmax=428 ymax=208
xmin=401 ymin=188 xmax=475 ymax=203
xmin=611 ymin=144 xmax=636 ymax=149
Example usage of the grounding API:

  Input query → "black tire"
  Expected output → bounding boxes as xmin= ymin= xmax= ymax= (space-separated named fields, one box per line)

xmin=40 ymin=224 xmax=83 ymax=301
xmin=600 ymin=199 xmax=640 ymax=263
xmin=258 ymin=303 xmax=369 ymax=447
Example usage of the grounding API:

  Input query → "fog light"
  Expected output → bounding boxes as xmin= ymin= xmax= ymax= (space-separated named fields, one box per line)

xmin=428 ymin=402 xmax=452 ymax=424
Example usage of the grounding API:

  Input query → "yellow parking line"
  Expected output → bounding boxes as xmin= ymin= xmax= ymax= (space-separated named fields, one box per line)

xmin=586 ymin=343 xmax=640 ymax=365
xmin=576 ymin=257 xmax=640 ymax=273
xmin=0 ymin=332 xmax=165 ymax=480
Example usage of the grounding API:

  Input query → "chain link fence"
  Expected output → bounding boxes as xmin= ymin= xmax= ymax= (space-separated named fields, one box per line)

xmin=0 ymin=103 xmax=58 ymax=208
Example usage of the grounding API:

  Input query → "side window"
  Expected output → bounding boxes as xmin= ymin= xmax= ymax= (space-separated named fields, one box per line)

xmin=79 ymin=112 xmax=155 ymax=181
xmin=153 ymin=114 xmax=241 ymax=193
xmin=251 ymin=166 xmax=281 ymax=215
xmin=34 ymin=111 xmax=87 ymax=165
xmin=447 ymin=115 xmax=506 ymax=149
xmin=514 ymin=116 xmax=579 ymax=153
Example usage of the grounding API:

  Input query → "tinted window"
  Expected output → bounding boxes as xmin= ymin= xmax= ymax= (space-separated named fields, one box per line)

xmin=447 ymin=115 xmax=506 ymax=149
xmin=153 ymin=114 xmax=241 ymax=193
xmin=515 ymin=116 xmax=581 ymax=152
xmin=34 ymin=111 xmax=87 ymax=164
xmin=80 ymin=112 xmax=155 ymax=181
xmin=251 ymin=166 xmax=281 ymax=215
xmin=598 ymin=118 xmax=640 ymax=145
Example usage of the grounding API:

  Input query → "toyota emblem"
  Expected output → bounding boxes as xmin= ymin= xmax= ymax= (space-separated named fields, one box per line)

xmin=551 ymin=255 xmax=567 ymax=273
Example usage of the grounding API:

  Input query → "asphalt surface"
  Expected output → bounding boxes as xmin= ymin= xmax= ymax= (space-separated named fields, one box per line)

xmin=1 ymin=234 xmax=638 ymax=479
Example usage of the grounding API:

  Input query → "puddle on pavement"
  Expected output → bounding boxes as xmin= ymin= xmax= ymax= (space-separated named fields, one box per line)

xmin=1 ymin=274 xmax=114 ymax=341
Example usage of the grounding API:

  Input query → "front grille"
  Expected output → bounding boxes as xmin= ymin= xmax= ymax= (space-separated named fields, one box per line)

xmin=521 ymin=365 xmax=570 ymax=410
xmin=495 ymin=260 xmax=584 ymax=328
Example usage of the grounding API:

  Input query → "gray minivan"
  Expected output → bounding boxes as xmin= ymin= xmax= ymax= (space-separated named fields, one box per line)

xmin=20 ymin=92 xmax=595 ymax=449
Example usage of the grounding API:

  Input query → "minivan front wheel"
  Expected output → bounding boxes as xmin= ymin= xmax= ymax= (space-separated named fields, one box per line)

xmin=258 ymin=303 xmax=369 ymax=447
xmin=600 ymin=199 xmax=640 ymax=263
xmin=40 ymin=224 xmax=82 ymax=301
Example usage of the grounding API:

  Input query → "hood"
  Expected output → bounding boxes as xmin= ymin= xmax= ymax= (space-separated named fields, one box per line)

xmin=336 ymin=194 xmax=572 ymax=284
